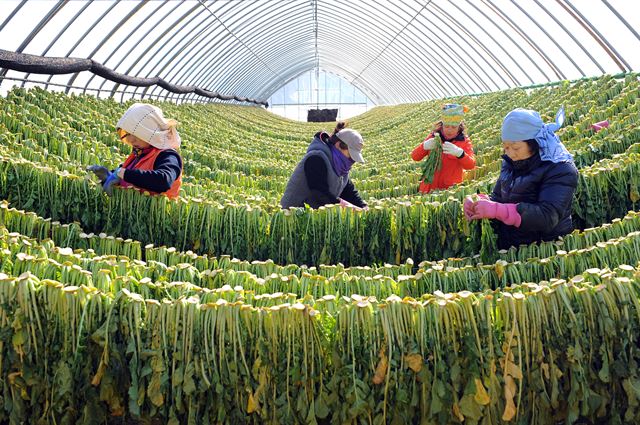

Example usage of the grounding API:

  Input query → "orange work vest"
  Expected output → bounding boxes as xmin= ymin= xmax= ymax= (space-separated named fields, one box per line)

xmin=119 ymin=148 xmax=182 ymax=199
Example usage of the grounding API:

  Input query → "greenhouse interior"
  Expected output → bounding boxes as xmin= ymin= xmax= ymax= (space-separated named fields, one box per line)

xmin=1 ymin=1 xmax=640 ymax=424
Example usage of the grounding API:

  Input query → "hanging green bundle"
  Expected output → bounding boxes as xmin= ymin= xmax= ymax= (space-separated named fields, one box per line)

xmin=420 ymin=132 xmax=443 ymax=184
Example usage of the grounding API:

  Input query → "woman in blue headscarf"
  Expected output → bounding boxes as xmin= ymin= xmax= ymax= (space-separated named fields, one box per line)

xmin=464 ymin=107 xmax=578 ymax=249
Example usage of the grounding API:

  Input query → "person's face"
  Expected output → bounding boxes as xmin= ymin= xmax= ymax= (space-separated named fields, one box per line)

xmin=502 ymin=141 xmax=533 ymax=161
xmin=335 ymin=141 xmax=351 ymax=159
xmin=118 ymin=129 xmax=151 ymax=149
xmin=442 ymin=124 xmax=460 ymax=140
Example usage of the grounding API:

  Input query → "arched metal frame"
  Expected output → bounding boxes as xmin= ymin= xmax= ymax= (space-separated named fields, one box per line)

xmin=117 ymin=2 xmax=206 ymax=100
xmin=0 ymin=0 xmax=637 ymax=104
xmin=82 ymin=0 xmax=170 ymax=95
xmin=185 ymin=1 xmax=397 ymax=103
xmin=45 ymin=1 xmax=120 ymax=89
xmin=137 ymin=1 xmax=232 ymax=100
xmin=0 ymin=0 xmax=65 ymax=81
xmin=158 ymin=0 xmax=308 ymax=103
xmin=23 ymin=0 xmax=94 ymax=86
xmin=94 ymin=1 xmax=184 ymax=96
xmin=532 ymin=0 xmax=605 ymax=74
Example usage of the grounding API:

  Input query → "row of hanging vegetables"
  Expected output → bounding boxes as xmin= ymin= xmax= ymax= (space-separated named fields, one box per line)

xmin=0 ymin=199 xmax=633 ymax=277
xmin=1 ymin=142 xmax=639 ymax=266
xmin=0 ymin=76 xmax=637 ymax=267
xmin=0 ymin=73 xmax=639 ymax=425
xmin=4 ymin=197 xmax=640 ymax=302
xmin=3 ymin=264 xmax=640 ymax=425
xmin=0 ymin=74 xmax=637 ymax=208
xmin=1 ymin=171 xmax=640 ymax=424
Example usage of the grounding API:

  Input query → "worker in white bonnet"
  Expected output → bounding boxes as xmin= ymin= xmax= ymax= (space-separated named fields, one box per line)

xmin=281 ymin=121 xmax=367 ymax=210
xmin=87 ymin=103 xmax=183 ymax=199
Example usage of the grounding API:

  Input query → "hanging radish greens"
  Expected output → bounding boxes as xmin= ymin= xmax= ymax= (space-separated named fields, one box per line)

xmin=0 ymin=72 xmax=639 ymax=423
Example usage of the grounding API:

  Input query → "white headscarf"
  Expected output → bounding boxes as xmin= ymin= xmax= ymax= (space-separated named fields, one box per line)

xmin=116 ymin=103 xmax=181 ymax=150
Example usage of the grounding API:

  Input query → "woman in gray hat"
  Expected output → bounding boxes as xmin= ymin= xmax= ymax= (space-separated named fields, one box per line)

xmin=281 ymin=122 xmax=367 ymax=210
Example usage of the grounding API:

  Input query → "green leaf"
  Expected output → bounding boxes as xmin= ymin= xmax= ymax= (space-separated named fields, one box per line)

xmin=128 ymin=379 xmax=140 ymax=416
xmin=183 ymin=363 xmax=196 ymax=395
xmin=315 ymin=393 xmax=330 ymax=419
xmin=348 ymin=399 xmax=369 ymax=418
xmin=598 ymin=355 xmax=610 ymax=383
xmin=459 ymin=394 xmax=483 ymax=421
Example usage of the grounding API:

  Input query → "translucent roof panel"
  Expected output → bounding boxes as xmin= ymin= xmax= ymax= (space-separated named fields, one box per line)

xmin=1 ymin=0 xmax=638 ymax=104
xmin=267 ymin=69 xmax=375 ymax=120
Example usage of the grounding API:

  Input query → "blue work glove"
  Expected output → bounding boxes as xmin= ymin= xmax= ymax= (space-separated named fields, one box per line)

xmin=86 ymin=165 xmax=110 ymax=183
xmin=102 ymin=167 xmax=122 ymax=197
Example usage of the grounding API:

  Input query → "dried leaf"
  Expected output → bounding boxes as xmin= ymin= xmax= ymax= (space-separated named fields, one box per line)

xmin=91 ymin=359 xmax=106 ymax=386
xmin=372 ymin=348 xmax=388 ymax=385
xmin=505 ymin=360 xmax=523 ymax=380
xmin=541 ymin=363 xmax=549 ymax=380
xmin=502 ymin=375 xmax=517 ymax=421
xmin=404 ymin=353 xmax=423 ymax=373
xmin=474 ymin=378 xmax=490 ymax=405
xmin=247 ymin=392 xmax=258 ymax=413
xmin=453 ymin=401 xmax=465 ymax=422
xmin=148 ymin=373 xmax=164 ymax=407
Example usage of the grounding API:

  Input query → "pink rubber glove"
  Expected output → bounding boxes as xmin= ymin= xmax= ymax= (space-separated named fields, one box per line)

xmin=469 ymin=200 xmax=521 ymax=227
xmin=591 ymin=120 xmax=609 ymax=132
xmin=339 ymin=198 xmax=362 ymax=211
xmin=463 ymin=194 xmax=490 ymax=220
xmin=463 ymin=197 xmax=475 ymax=220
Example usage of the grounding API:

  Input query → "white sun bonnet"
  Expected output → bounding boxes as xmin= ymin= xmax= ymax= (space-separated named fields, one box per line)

xmin=116 ymin=103 xmax=181 ymax=150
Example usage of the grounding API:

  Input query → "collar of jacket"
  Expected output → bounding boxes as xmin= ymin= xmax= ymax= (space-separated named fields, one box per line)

xmin=502 ymin=152 xmax=542 ymax=172
xmin=314 ymin=131 xmax=332 ymax=143
xmin=307 ymin=133 xmax=333 ymax=158
xmin=132 ymin=146 xmax=155 ymax=157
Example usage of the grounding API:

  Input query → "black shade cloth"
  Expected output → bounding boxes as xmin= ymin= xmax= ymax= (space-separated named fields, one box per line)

xmin=0 ymin=49 xmax=268 ymax=107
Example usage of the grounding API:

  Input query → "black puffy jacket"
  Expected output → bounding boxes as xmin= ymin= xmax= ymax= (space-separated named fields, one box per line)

xmin=490 ymin=153 xmax=578 ymax=249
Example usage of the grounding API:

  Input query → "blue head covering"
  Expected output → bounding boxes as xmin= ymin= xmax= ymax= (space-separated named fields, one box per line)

xmin=501 ymin=107 xmax=573 ymax=163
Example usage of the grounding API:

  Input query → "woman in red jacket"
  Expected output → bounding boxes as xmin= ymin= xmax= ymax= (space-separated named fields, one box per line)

xmin=411 ymin=104 xmax=476 ymax=193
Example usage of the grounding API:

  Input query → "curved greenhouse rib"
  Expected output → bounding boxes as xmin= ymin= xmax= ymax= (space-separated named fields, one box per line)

xmin=0 ymin=0 xmax=28 ymax=34
xmin=501 ymin=1 xmax=577 ymax=79
xmin=82 ymin=1 xmax=170 ymax=94
xmin=349 ymin=0 xmax=431 ymax=89
xmin=483 ymin=0 xmax=565 ymax=80
xmin=363 ymin=0 xmax=472 ymax=96
xmin=0 ymin=0 xmax=636 ymax=103
xmin=531 ymin=0 xmax=601 ymax=75
xmin=468 ymin=0 xmax=559 ymax=81
xmin=427 ymin=5 xmax=513 ymax=88
xmin=602 ymin=0 xmax=640 ymax=45
xmin=95 ymin=1 xmax=183 ymax=95
xmin=65 ymin=1 xmax=147 ymax=92
xmin=153 ymin=0 xmax=311 ymax=102
xmin=22 ymin=1 xmax=94 ymax=87
xmin=112 ymin=2 xmax=204 ymax=100
xmin=556 ymin=0 xmax=629 ymax=72
xmin=446 ymin=1 xmax=530 ymax=85
xmin=195 ymin=0 xmax=287 ymax=89
xmin=0 ymin=0 xmax=66 ymax=86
